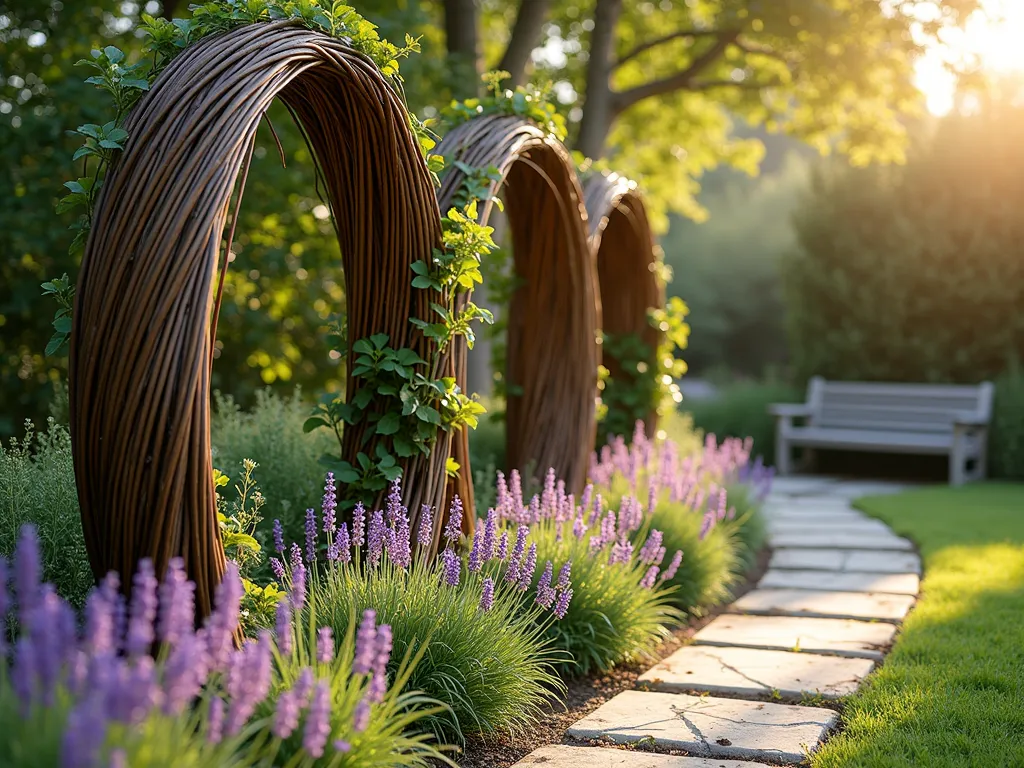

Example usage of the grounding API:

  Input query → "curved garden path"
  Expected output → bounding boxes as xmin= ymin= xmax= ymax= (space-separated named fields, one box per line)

xmin=512 ymin=477 xmax=922 ymax=767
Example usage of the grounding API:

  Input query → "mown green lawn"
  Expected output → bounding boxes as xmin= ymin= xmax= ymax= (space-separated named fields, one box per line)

xmin=815 ymin=487 xmax=1024 ymax=768
xmin=812 ymin=483 xmax=1024 ymax=768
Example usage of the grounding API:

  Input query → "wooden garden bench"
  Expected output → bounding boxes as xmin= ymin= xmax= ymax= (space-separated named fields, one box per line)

xmin=769 ymin=377 xmax=994 ymax=486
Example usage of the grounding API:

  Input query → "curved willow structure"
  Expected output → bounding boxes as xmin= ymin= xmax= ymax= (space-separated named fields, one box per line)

xmin=584 ymin=172 xmax=664 ymax=433
xmin=436 ymin=116 xmax=599 ymax=495
xmin=69 ymin=22 xmax=449 ymax=616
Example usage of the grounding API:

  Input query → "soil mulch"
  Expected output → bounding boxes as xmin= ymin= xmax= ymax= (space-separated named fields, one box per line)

xmin=454 ymin=547 xmax=771 ymax=768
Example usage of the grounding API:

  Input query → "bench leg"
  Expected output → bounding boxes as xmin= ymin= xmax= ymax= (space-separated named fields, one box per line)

xmin=775 ymin=431 xmax=791 ymax=475
xmin=949 ymin=446 xmax=966 ymax=487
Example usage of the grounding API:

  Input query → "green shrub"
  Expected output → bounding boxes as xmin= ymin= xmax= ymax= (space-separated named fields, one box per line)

xmin=718 ymin=482 xmax=767 ymax=574
xmin=648 ymin=502 xmax=739 ymax=613
xmin=525 ymin=518 xmax=683 ymax=676
xmin=212 ymin=388 xmax=334 ymax=552
xmin=990 ymin=362 xmax=1024 ymax=480
xmin=782 ymin=107 xmax=1024 ymax=385
xmin=0 ymin=419 xmax=93 ymax=607
xmin=684 ymin=380 xmax=801 ymax=465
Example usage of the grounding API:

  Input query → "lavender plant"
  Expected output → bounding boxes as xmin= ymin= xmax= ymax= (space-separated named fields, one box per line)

xmin=487 ymin=467 xmax=684 ymax=675
xmin=271 ymin=477 xmax=569 ymax=741
xmin=0 ymin=524 xmax=454 ymax=768
xmin=589 ymin=423 xmax=772 ymax=613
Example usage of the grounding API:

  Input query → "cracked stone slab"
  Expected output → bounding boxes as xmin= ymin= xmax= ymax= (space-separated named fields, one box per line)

xmin=759 ymin=569 xmax=919 ymax=595
xmin=693 ymin=614 xmax=896 ymax=659
xmin=637 ymin=645 xmax=874 ymax=699
xmin=566 ymin=689 xmax=837 ymax=765
xmin=512 ymin=745 xmax=775 ymax=768
xmin=768 ymin=532 xmax=913 ymax=551
xmin=731 ymin=588 xmax=914 ymax=622
xmin=770 ymin=548 xmax=921 ymax=574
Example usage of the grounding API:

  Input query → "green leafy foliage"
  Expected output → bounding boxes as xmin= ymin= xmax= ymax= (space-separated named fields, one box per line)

xmin=0 ymin=419 xmax=93 ymax=608
xmin=442 ymin=70 xmax=567 ymax=141
xmin=783 ymin=105 xmax=1024 ymax=386
xmin=40 ymin=274 xmax=75 ymax=357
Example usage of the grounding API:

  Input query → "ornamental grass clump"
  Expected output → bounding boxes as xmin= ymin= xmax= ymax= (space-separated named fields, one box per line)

xmin=487 ymin=467 xmax=683 ymax=675
xmin=273 ymin=477 xmax=569 ymax=742
xmin=0 ymin=524 xmax=453 ymax=768
xmin=588 ymin=422 xmax=772 ymax=614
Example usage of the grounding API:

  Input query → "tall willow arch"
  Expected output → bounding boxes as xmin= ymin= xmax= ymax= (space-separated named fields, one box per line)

xmin=436 ymin=116 xmax=600 ymax=495
xmin=69 ymin=22 xmax=449 ymax=616
xmin=584 ymin=172 xmax=664 ymax=434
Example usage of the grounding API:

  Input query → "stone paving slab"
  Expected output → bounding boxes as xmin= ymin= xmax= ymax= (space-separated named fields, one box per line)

xmin=567 ymin=690 xmax=838 ymax=765
xmin=767 ymin=477 xmax=840 ymax=496
xmin=762 ymin=508 xmax=871 ymax=524
xmin=770 ymin=548 xmax=921 ymax=574
xmin=693 ymin=614 xmax=896 ymax=659
xmin=767 ymin=519 xmax=892 ymax=536
xmin=513 ymin=745 xmax=775 ymax=768
xmin=758 ymin=569 xmax=920 ymax=595
xmin=638 ymin=645 xmax=874 ymax=699
xmin=768 ymin=532 xmax=913 ymax=551
xmin=731 ymin=588 xmax=914 ymax=622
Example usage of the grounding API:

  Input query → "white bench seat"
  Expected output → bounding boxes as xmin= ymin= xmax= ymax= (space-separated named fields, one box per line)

xmin=770 ymin=377 xmax=993 ymax=486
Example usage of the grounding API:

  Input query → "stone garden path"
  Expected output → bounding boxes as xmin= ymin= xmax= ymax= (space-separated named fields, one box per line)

xmin=512 ymin=477 xmax=920 ymax=768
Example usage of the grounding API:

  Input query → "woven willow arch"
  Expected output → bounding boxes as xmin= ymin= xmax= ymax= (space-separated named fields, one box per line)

xmin=69 ymin=22 xmax=450 ymax=616
xmin=584 ymin=172 xmax=664 ymax=433
xmin=436 ymin=116 xmax=599 ymax=495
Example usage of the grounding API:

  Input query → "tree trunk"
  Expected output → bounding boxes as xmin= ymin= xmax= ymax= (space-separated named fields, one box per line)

xmin=575 ymin=0 xmax=621 ymax=159
xmin=443 ymin=0 xmax=482 ymax=98
xmin=498 ymin=0 xmax=553 ymax=87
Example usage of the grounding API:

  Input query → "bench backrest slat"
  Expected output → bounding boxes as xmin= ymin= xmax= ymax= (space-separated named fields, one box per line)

xmin=806 ymin=377 xmax=992 ymax=435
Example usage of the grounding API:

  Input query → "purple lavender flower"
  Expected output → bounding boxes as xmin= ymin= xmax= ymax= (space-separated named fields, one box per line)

xmin=317 ymin=627 xmax=334 ymax=664
xmin=208 ymin=696 xmax=225 ymax=744
xmin=390 ymin=511 xmax=412 ymax=569
xmin=270 ymin=557 xmax=286 ymax=581
xmin=699 ymin=509 xmax=715 ymax=540
xmin=572 ymin=511 xmax=586 ymax=539
xmin=495 ymin=471 xmax=510 ymax=516
xmin=305 ymin=508 xmax=318 ymax=563
xmin=293 ymin=667 xmax=314 ymax=702
xmin=646 ymin=483 xmax=658 ymax=516
xmin=322 ymin=473 xmax=337 ymax=535
xmin=467 ymin=531 xmax=483 ymax=573
xmin=441 ymin=547 xmax=461 ymax=586
xmin=510 ymin=469 xmax=524 ymax=513
xmin=504 ymin=525 xmax=528 ymax=584
xmin=367 ymin=509 xmax=385 ymax=566
xmin=496 ymin=530 xmax=509 ymax=560
xmin=163 ymin=632 xmax=206 ymax=715
xmin=535 ymin=561 xmax=556 ymax=608
xmin=290 ymin=542 xmax=303 ymax=571
xmin=541 ymin=468 xmax=556 ymax=518
xmin=83 ymin=581 xmax=117 ymax=656
xmin=479 ymin=577 xmax=495 ymax=612
xmin=661 ymin=550 xmax=683 ymax=582
xmin=553 ymin=588 xmax=573 ymax=619
xmin=335 ymin=739 xmax=352 ymax=753
xmin=368 ymin=624 xmax=392 ymax=702
xmin=580 ymin=484 xmax=593 ymax=516
xmin=275 ymin=600 xmax=293 ymax=655
xmin=557 ymin=561 xmax=572 ymax=590
xmin=304 ymin=681 xmax=332 ymax=758
xmin=351 ymin=502 xmax=366 ymax=548
xmin=481 ymin=508 xmax=498 ymax=560
xmin=385 ymin=478 xmax=404 ymax=524
xmin=600 ymin=511 xmax=617 ymax=544
xmin=517 ymin=543 xmax=538 ymax=590
xmin=290 ymin=563 xmax=307 ymax=611
xmin=610 ymin=538 xmax=634 ymax=565
xmin=273 ymin=519 xmax=285 ymax=554
xmin=444 ymin=495 xmax=464 ymax=542
xmin=417 ymin=504 xmax=434 ymax=547
xmin=273 ymin=688 xmax=302 ymax=739
xmin=352 ymin=697 xmax=371 ymax=732
xmin=157 ymin=557 xmax=194 ymax=646
xmin=126 ymin=558 xmax=158 ymax=657
xmin=638 ymin=530 xmax=666 ymax=565
xmin=226 ymin=631 xmax=273 ymax=735
xmin=62 ymin=699 xmax=108 ymax=768
xmin=353 ymin=609 xmax=377 ymax=675
xmin=334 ymin=523 xmax=352 ymax=564
xmin=640 ymin=565 xmax=660 ymax=589
xmin=14 ymin=524 xmax=41 ymax=619
xmin=205 ymin=564 xmax=243 ymax=673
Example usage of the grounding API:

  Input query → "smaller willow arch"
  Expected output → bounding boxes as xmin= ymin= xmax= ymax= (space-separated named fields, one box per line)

xmin=436 ymin=116 xmax=599 ymax=495
xmin=584 ymin=172 xmax=664 ymax=433
xmin=69 ymin=22 xmax=452 ymax=616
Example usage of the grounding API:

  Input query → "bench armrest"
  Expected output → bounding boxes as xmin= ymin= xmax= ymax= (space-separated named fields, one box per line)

xmin=953 ymin=412 xmax=989 ymax=428
xmin=768 ymin=403 xmax=813 ymax=418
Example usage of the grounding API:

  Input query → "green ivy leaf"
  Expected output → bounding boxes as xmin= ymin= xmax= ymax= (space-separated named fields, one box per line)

xmin=376 ymin=412 xmax=400 ymax=435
